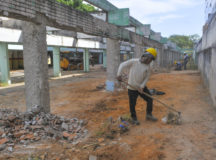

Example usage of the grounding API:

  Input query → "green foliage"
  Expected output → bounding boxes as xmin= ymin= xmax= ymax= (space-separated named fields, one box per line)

xmin=168 ymin=34 xmax=200 ymax=49
xmin=56 ymin=0 xmax=96 ymax=12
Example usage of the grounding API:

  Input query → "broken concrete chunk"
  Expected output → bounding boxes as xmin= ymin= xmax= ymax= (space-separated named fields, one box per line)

xmin=7 ymin=146 xmax=13 ymax=152
xmin=61 ymin=122 xmax=69 ymax=131
xmin=0 ymin=144 xmax=6 ymax=151
xmin=31 ymin=105 xmax=42 ymax=114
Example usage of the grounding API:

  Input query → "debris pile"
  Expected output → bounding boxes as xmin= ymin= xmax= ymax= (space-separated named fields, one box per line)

xmin=95 ymin=116 xmax=130 ymax=140
xmin=161 ymin=112 xmax=182 ymax=125
xmin=0 ymin=106 xmax=88 ymax=152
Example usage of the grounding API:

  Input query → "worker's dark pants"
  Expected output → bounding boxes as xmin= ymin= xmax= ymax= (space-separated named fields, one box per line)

xmin=128 ymin=86 xmax=153 ymax=120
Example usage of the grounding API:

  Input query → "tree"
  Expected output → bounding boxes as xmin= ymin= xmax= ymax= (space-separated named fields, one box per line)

xmin=56 ymin=0 xmax=96 ymax=12
xmin=168 ymin=34 xmax=200 ymax=49
xmin=189 ymin=34 xmax=200 ymax=43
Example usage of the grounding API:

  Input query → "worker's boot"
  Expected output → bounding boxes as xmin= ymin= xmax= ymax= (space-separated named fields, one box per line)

xmin=131 ymin=117 xmax=140 ymax=125
xmin=146 ymin=114 xmax=158 ymax=122
xmin=131 ymin=119 xmax=140 ymax=125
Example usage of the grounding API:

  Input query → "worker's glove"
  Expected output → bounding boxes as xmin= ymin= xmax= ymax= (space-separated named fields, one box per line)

xmin=117 ymin=76 xmax=122 ymax=82
xmin=138 ymin=88 xmax=144 ymax=93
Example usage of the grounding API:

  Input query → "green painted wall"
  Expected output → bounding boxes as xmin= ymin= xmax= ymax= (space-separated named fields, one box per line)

xmin=83 ymin=49 xmax=90 ymax=72
xmin=108 ymin=8 xmax=130 ymax=26
xmin=53 ymin=47 xmax=61 ymax=77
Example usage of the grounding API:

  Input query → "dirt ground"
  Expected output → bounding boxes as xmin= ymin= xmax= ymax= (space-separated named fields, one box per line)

xmin=0 ymin=69 xmax=216 ymax=160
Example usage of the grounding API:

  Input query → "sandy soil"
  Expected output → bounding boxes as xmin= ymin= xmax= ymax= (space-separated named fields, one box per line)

xmin=0 ymin=70 xmax=216 ymax=160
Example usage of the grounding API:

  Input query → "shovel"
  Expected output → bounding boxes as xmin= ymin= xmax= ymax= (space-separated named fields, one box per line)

xmin=119 ymin=80 xmax=182 ymax=125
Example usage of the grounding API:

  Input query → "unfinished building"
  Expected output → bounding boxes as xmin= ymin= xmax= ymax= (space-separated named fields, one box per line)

xmin=1 ymin=1 xmax=216 ymax=159
xmin=0 ymin=0 xmax=182 ymax=112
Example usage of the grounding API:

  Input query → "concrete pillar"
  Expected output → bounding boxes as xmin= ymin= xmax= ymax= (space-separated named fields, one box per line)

xmin=157 ymin=47 xmax=164 ymax=67
xmin=134 ymin=44 xmax=143 ymax=58
xmin=103 ymin=50 xmax=107 ymax=68
xmin=22 ymin=17 xmax=50 ymax=113
xmin=157 ymin=47 xmax=163 ymax=67
xmin=83 ymin=49 xmax=89 ymax=72
xmin=106 ymin=38 xmax=120 ymax=91
xmin=0 ymin=43 xmax=11 ymax=85
xmin=53 ymin=47 xmax=61 ymax=77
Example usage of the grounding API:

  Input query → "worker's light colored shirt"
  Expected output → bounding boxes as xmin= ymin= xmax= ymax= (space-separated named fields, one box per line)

xmin=117 ymin=59 xmax=151 ymax=90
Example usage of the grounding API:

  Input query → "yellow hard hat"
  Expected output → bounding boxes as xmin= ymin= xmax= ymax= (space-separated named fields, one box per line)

xmin=145 ymin=48 xmax=157 ymax=60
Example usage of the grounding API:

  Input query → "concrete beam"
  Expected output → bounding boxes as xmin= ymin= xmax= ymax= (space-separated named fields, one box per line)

xmin=22 ymin=16 xmax=50 ymax=113
xmin=0 ymin=27 xmax=106 ymax=49
xmin=0 ymin=42 xmax=11 ymax=85
xmin=0 ymin=0 xmax=162 ymax=48
xmin=106 ymin=38 xmax=120 ymax=91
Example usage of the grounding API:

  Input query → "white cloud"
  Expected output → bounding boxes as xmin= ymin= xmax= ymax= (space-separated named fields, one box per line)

xmin=109 ymin=0 xmax=201 ymax=15
xmin=108 ymin=0 xmax=204 ymax=36
xmin=109 ymin=0 xmax=201 ymax=19
xmin=155 ymin=14 xmax=184 ymax=24
xmin=108 ymin=0 xmax=201 ymax=23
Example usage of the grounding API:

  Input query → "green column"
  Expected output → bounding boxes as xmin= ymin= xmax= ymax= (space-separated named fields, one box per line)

xmin=53 ymin=47 xmax=61 ymax=77
xmin=0 ymin=43 xmax=11 ymax=85
xmin=103 ymin=50 xmax=107 ymax=68
xmin=83 ymin=49 xmax=89 ymax=72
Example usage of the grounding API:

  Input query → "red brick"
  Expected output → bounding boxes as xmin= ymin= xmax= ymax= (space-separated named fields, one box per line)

xmin=14 ymin=130 xmax=26 ymax=138
xmin=20 ymin=133 xmax=34 ymax=140
xmin=62 ymin=132 xmax=76 ymax=141
xmin=0 ymin=138 xmax=9 ymax=145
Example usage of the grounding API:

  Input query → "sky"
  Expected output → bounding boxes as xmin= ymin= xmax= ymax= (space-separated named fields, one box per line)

xmin=108 ymin=0 xmax=205 ymax=38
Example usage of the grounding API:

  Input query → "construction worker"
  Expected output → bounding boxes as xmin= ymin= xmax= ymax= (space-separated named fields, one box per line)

xmin=117 ymin=48 xmax=158 ymax=125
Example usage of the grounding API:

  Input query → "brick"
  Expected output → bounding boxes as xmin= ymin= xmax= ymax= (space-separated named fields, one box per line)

xmin=62 ymin=131 xmax=70 ymax=138
xmin=62 ymin=132 xmax=76 ymax=141
xmin=20 ymin=133 xmax=34 ymax=140
xmin=0 ymin=138 xmax=9 ymax=145
xmin=13 ymin=130 xmax=26 ymax=138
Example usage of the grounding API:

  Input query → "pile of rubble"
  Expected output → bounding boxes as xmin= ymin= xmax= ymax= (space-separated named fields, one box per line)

xmin=0 ymin=106 xmax=88 ymax=152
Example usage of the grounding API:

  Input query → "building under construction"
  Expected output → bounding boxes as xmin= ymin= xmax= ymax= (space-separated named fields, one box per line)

xmin=0 ymin=0 xmax=216 ymax=159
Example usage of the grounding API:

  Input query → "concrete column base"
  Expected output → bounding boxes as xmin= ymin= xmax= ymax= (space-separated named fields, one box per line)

xmin=22 ymin=16 xmax=50 ymax=113
xmin=106 ymin=38 xmax=120 ymax=91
